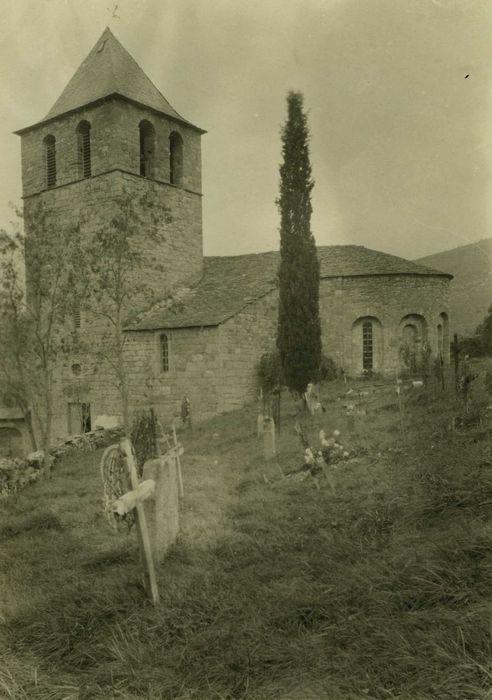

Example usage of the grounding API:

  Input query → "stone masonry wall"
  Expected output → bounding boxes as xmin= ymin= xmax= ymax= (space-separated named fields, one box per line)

xmin=218 ymin=293 xmax=279 ymax=411
xmin=40 ymin=272 xmax=451 ymax=442
xmin=20 ymin=98 xmax=204 ymax=443
xmin=123 ymin=326 xmax=222 ymax=427
xmin=21 ymin=97 xmax=203 ymax=296
xmin=114 ymin=292 xmax=278 ymax=427
xmin=22 ymin=171 xmax=203 ymax=299
xmin=319 ymin=275 xmax=451 ymax=375
xmin=47 ymin=323 xmax=222 ymax=441
xmin=20 ymin=98 xmax=202 ymax=196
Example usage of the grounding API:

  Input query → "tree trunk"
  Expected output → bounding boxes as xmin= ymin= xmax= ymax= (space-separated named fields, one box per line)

xmin=116 ymin=319 xmax=130 ymax=433
xmin=24 ymin=409 xmax=37 ymax=452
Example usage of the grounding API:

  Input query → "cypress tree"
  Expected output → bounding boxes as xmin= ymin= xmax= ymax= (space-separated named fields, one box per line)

xmin=277 ymin=91 xmax=322 ymax=396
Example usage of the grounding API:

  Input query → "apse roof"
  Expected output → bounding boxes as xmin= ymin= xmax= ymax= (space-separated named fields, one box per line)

xmin=128 ymin=245 xmax=452 ymax=331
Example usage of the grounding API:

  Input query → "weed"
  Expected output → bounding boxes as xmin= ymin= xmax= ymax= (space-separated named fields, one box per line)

xmin=0 ymin=511 xmax=62 ymax=539
xmin=1 ymin=362 xmax=492 ymax=698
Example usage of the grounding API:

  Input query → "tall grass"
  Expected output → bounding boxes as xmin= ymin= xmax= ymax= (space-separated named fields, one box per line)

xmin=1 ymin=364 xmax=492 ymax=698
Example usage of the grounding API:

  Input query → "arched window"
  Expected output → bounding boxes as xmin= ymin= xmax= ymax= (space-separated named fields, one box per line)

xmin=399 ymin=314 xmax=428 ymax=345
xmin=139 ymin=120 xmax=155 ymax=178
xmin=437 ymin=323 xmax=443 ymax=357
xmin=169 ymin=131 xmax=183 ymax=185
xmin=402 ymin=323 xmax=418 ymax=348
xmin=44 ymin=135 xmax=56 ymax=187
xmin=399 ymin=314 xmax=428 ymax=374
xmin=362 ymin=320 xmax=373 ymax=370
xmin=73 ymin=301 xmax=81 ymax=330
xmin=77 ymin=121 xmax=91 ymax=178
xmin=439 ymin=312 xmax=450 ymax=363
xmin=159 ymin=333 xmax=169 ymax=372
xmin=352 ymin=316 xmax=383 ymax=374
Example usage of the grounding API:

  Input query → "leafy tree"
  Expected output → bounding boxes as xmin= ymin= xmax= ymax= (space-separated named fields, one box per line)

xmin=80 ymin=187 xmax=171 ymax=431
xmin=276 ymin=91 xmax=321 ymax=396
xmin=0 ymin=202 xmax=81 ymax=450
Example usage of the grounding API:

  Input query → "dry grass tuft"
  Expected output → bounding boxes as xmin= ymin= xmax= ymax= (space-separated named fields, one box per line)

xmin=1 ymin=361 xmax=492 ymax=698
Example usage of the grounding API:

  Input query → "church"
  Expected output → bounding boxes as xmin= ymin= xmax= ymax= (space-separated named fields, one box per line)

xmin=11 ymin=28 xmax=452 ymax=444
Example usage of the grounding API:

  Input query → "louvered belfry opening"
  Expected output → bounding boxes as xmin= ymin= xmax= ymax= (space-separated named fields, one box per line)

xmin=139 ymin=120 xmax=155 ymax=178
xmin=44 ymin=135 xmax=57 ymax=187
xmin=77 ymin=121 xmax=92 ymax=178
xmin=73 ymin=306 xmax=81 ymax=330
xmin=169 ymin=131 xmax=183 ymax=185
xmin=160 ymin=333 xmax=169 ymax=372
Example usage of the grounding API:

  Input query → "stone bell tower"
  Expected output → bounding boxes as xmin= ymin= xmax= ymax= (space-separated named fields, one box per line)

xmin=15 ymin=27 xmax=206 ymax=439
xmin=16 ymin=27 xmax=205 ymax=296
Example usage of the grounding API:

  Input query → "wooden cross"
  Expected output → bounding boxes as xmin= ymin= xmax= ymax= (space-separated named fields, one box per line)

xmin=117 ymin=439 xmax=160 ymax=605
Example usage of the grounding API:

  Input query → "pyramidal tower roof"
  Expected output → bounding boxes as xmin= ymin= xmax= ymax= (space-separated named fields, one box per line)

xmin=17 ymin=27 xmax=203 ymax=133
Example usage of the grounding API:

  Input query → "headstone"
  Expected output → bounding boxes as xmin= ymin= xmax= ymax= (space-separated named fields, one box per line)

xmin=94 ymin=414 xmax=120 ymax=430
xmin=304 ymin=383 xmax=320 ymax=415
xmin=143 ymin=455 xmax=179 ymax=563
xmin=26 ymin=450 xmax=45 ymax=468
xmin=263 ymin=417 xmax=276 ymax=459
xmin=257 ymin=413 xmax=264 ymax=437
xmin=346 ymin=411 xmax=355 ymax=432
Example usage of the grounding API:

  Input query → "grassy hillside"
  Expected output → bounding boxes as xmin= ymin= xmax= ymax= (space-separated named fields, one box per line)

xmin=417 ymin=238 xmax=492 ymax=336
xmin=1 ymin=365 xmax=492 ymax=699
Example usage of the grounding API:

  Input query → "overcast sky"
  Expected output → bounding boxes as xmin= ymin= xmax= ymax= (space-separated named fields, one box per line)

xmin=1 ymin=0 xmax=491 ymax=260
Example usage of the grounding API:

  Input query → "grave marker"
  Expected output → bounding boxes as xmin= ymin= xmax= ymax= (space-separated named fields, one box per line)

xmin=100 ymin=433 xmax=186 ymax=604
xmin=263 ymin=417 xmax=276 ymax=459
xmin=143 ymin=454 xmax=179 ymax=563
xmin=119 ymin=439 xmax=160 ymax=605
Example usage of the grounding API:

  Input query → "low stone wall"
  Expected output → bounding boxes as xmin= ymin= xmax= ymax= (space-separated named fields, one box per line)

xmin=0 ymin=426 xmax=125 ymax=498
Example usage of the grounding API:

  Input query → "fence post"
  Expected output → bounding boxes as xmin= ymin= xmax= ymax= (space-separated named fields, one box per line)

xmin=452 ymin=333 xmax=460 ymax=394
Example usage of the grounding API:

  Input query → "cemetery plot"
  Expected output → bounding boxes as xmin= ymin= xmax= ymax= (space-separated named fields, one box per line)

xmin=1 ymin=360 xmax=492 ymax=700
xmin=100 ymin=431 xmax=184 ymax=604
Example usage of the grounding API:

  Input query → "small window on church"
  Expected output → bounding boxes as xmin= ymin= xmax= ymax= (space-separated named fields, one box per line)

xmin=159 ymin=333 xmax=169 ymax=372
xmin=77 ymin=121 xmax=92 ymax=178
xmin=139 ymin=120 xmax=155 ymax=178
xmin=44 ymin=135 xmax=57 ymax=187
xmin=73 ymin=299 xmax=81 ymax=330
xmin=362 ymin=320 xmax=373 ymax=370
xmin=169 ymin=131 xmax=183 ymax=186
xmin=437 ymin=323 xmax=443 ymax=357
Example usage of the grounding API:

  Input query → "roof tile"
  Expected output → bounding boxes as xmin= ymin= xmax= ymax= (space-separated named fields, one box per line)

xmin=128 ymin=245 xmax=452 ymax=331
xmin=20 ymin=28 xmax=201 ymax=132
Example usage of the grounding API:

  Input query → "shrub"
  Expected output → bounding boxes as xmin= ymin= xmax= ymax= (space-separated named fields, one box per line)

xmin=319 ymin=354 xmax=338 ymax=382
xmin=459 ymin=335 xmax=484 ymax=358
xmin=484 ymin=370 xmax=492 ymax=399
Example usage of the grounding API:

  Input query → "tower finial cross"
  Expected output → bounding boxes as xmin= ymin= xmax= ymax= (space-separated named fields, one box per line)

xmin=107 ymin=3 xmax=120 ymax=21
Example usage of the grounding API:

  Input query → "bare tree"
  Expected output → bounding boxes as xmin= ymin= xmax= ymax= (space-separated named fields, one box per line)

xmin=80 ymin=188 xmax=171 ymax=431
xmin=0 ymin=202 xmax=81 ymax=450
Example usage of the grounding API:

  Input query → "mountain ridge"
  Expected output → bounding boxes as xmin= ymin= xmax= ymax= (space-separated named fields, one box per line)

xmin=416 ymin=238 xmax=492 ymax=335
